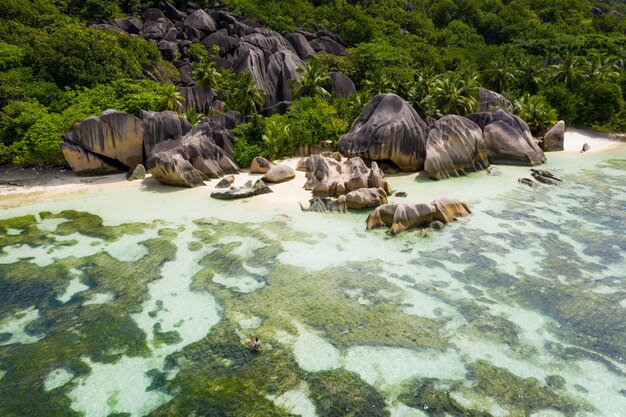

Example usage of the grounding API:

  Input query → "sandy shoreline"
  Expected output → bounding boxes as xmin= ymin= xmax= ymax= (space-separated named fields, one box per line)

xmin=1 ymin=129 xmax=624 ymax=210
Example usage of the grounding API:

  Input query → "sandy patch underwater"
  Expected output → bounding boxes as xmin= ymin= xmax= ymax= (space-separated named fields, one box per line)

xmin=0 ymin=131 xmax=625 ymax=417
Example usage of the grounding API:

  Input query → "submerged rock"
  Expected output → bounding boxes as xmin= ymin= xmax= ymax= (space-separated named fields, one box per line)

xmin=466 ymin=108 xmax=545 ymax=166
xmin=518 ymin=177 xmax=539 ymax=188
xmin=211 ymin=179 xmax=272 ymax=199
xmin=487 ymin=166 xmax=502 ymax=176
xmin=432 ymin=197 xmax=471 ymax=223
xmin=338 ymin=94 xmax=428 ymax=171
xmin=542 ymin=121 xmax=565 ymax=152
xmin=530 ymin=169 xmax=563 ymax=186
xmin=424 ymin=115 xmax=489 ymax=179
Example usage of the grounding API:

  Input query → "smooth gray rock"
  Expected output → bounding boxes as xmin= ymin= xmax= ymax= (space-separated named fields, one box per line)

xmin=543 ymin=120 xmax=565 ymax=152
xmin=326 ymin=72 xmax=356 ymax=98
xmin=285 ymin=32 xmax=316 ymax=60
xmin=139 ymin=110 xmax=191 ymax=156
xmin=184 ymin=9 xmax=217 ymax=33
xmin=215 ymin=175 xmax=235 ymax=188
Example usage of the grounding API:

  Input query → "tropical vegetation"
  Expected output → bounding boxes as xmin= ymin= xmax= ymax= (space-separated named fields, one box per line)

xmin=2 ymin=0 xmax=626 ymax=167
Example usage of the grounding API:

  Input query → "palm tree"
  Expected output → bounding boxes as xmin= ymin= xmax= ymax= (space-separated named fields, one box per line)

xmin=586 ymin=53 xmax=619 ymax=82
xmin=184 ymin=108 xmax=205 ymax=127
xmin=548 ymin=51 xmax=588 ymax=91
xmin=262 ymin=118 xmax=292 ymax=160
xmin=192 ymin=60 xmax=222 ymax=93
xmin=289 ymin=58 xmax=332 ymax=99
xmin=483 ymin=58 xmax=516 ymax=93
xmin=515 ymin=93 xmax=558 ymax=135
xmin=158 ymin=84 xmax=185 ymax=113
xmin=431 ymin=71 xmax=479 ymax=115
xmin=516 ymin=57 xmax=543 ymax=95
xmin=228 ymin=71 xmax=265 ymax=115
xmin=362 ymin=69 xmax=397 ymax=95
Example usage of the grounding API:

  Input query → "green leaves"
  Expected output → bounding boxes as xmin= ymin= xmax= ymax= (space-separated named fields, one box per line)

xmin=290 ymin=58 xmax=332 ymax=100
xmin=514 ymin=93 xmax=558 ymax=135
xmin=226 ymin=71 xmax=265 ymax=116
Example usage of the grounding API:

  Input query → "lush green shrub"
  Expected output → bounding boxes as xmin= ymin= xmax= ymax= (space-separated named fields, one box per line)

xmin=285 ymin=97 xmax=348 ymax=148
xmin=232 ymin=115 xmax=267 ymax=168
xmin=515 ymin=93 xmax=559 ymax=135
xmin=0 ymin=42 xmax=24 ymax=71
xmin=540 ymin=84 xmax=578 ymax=124
xmin=27 ymin=25 xmax=160 ymax=87
xmin=577 ymin=80 xmax=624 ymax=125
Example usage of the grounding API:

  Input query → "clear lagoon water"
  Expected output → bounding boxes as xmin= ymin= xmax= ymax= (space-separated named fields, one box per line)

xmin=0 ymin=133 xmax=625 ymax=417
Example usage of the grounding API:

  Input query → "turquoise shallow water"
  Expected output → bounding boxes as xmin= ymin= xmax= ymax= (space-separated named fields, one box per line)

xmin=0 ymin=135 xmax=625 ymax=417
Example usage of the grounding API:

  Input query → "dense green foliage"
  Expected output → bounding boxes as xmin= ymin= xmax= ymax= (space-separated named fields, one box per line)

xmin=2 ymin=0 xmax=626 ymax=166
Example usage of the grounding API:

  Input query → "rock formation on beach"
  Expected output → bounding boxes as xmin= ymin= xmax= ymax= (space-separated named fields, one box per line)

xmin=61 ymin=110 xmax=144 ymax=176
xmin=299 ymin=154 xmax=393 ymax=212
xmin=424 ymin=115 xmax=490 ymax=179
xmin=211 ymin=179 xmax=272 ymax=199
xmin=366 ymin=198 xmax=471 ymax=234
xmin=338 ymin=94 xmax=429 ymax=172
xmin=61 ymin=108 xmax=241 ymax=185
xmin=542 ymin=121 xmax=565 ymax=152
xmin=465 ymin=108 xmax=546 ymax=166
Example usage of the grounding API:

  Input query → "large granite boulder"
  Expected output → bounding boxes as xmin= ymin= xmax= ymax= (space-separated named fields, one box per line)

xmin=184 ymin=9 xmax=216 ymax=33
xmin=424 ymin=115 xmax=489 ymax=179
xmin=146 ymin=121 xmax=239 ymax=187
xmin=342 ymin=187 xmax=388 ymax=210
xmin=478 ymin=88 xmax=514 ymax=113
xmin=300 ymin=196 xmax=346 ymax=213
xmin=139 ymin=110 xmax=192 ymax=155
xmin=338 ymin=94 xmax=429 ymax=171
xmin=285 ymin=32 xmax=316 ymax=60
xmin=250 ymin=156 xmax=273 ymax=173
xmin=465 ymin=108 xmax=545 ymax=166
xmin=211 ymin=179 xmax=272 ymax=199
xmin=326 ymin=72 xmax=356 ymax=98
xmin=366 ymin=198 xmax=471 ymax=234
xmin=542 ymin=121 xmax=565 ymax=152
xmin=60 ymin=141 xmax=124 ymax=176
xmin=62 ymin=110 xmax=143 ymax=175
xmin=261 ymin=165 xmax=295 ymax=183
xmin=367 ymin=203 xmax=436 ymax=234
xmin=432 ymin=198 xmax=471 ymax=223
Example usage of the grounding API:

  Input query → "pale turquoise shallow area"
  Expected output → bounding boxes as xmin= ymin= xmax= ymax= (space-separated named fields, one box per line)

xmin=0 ymin=134 xmax=625 ymax=417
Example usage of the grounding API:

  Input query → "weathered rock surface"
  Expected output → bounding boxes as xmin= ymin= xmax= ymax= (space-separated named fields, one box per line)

xmin=367 ymin=203 xmax=436 ymax=234
xmin=60 ymin=141 xmax=124 ymax=176
xmin=466 ymin=108 xmax=545 ymax=166
xmin=432 ymin=197 xmax=471 ymax=223
xmin=184 ymin=9 xmax=216 ymax=33
xmin=125 ymin=164 xmax=146 ymax=181
xmin=139 ymin=110 xmax=191 ymax=155
xmin=343 ymin=187 xmax=388 ymax=209
xmin=479 ymin=88 xmax=514 ymax=113
xmin=326 ymin=72 xmax=356 ymax=98
xmin=424 ymin=115 xmax=489 ymax=180
xmin=366 ymin=198 xmax=471 ymax=234
xmin=211 ymin=179 xmax=272 ymax=199
xmin=542 ymin=121 xmax=565 ymax=152
xmin=338 ymin=94 xmax=428 ymax=171
xmin=62 ymin=110 xmax=143 ymax=175
xmin=285 ymin=32 xmax=316 ymax=60
xmin=250 ymin=157 xmax=273 ymax=173
xmin=261 ymin=165 xmax=296 ymax=183
xmin=303 ymin=155 xmax=392 ymax=198
xmin=146 ymin=118 xmax=239 ymax=187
